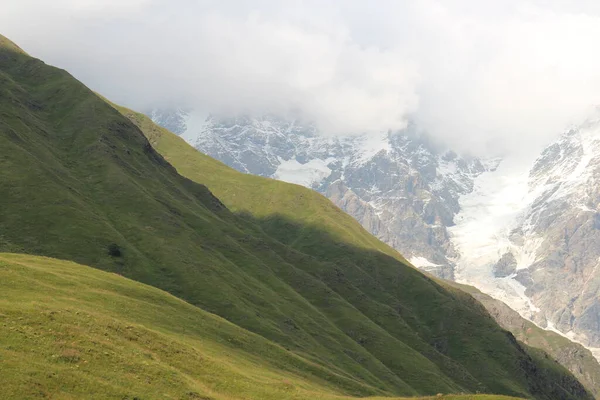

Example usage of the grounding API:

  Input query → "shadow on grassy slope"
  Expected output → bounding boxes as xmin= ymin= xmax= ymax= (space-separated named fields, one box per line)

xmin=232 ymin=212 xmax=592 ymax=400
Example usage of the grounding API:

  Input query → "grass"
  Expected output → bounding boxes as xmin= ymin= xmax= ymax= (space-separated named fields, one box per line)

xmin=0 ymin=253 xmax=524 ymax=400
xmin=0 ymin=33 xmax=593 ymax=399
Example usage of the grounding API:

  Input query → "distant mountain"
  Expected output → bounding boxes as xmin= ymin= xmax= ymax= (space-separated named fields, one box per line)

xmin=0 ymin=34 xmax=593 ymax=399
xmin=452 ymin=116 xmax=600 ymax=355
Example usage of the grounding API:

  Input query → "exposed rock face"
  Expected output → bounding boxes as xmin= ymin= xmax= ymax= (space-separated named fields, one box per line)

xmin=517 ymin=122 xmax=600 ymax=348
xmin=494 ymin=252 xmax=517 ymax=278
xmin=149 ymin=111 xmax=493 ymax=280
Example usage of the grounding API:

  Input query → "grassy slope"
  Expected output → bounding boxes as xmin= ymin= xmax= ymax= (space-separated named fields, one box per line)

xmin=0 ymin=34 xmax=591 ymax=399
xmin=0 ymin=253 xmax=524 ymax=400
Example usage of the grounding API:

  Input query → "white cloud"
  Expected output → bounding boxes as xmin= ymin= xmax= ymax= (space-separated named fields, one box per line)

xmin=408 ymin=1 xmax=600 ymax=158
xmin=2 ymin=0 xmax=600 ymax=158
xmin=0 ymin=1 xmax=419 ymax=135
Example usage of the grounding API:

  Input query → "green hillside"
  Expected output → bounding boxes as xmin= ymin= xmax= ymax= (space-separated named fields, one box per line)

xmin=0 ymin=34 xmax=592 ymax=399
xmin=0 ymin=253 xmax=524 ymax=400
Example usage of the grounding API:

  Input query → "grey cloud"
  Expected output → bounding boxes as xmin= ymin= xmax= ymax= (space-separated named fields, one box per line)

xmin=3 ymin=0 xmax=600 ymax=159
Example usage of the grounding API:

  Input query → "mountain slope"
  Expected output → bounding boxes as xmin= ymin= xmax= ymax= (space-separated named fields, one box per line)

xmin=0 ymin=35 xmax=592 ymax=399
xmin=1 ymin=252 xmax=525 ymax=400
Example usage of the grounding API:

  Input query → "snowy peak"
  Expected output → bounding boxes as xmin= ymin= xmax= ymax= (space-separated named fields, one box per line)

xmin=529 ymin=122 xmax=600 ymax=216
xmin=149 ymin=108 xmax=190 ymax=135
xmin=194 ymin=114 xmax=333 ymax=178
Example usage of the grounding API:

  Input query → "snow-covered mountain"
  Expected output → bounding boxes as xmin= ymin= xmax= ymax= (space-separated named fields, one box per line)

xmin=452 ymin=114 xmax=600 ymax=353
xmin=149 ymin=108 xmax=600 ymax=356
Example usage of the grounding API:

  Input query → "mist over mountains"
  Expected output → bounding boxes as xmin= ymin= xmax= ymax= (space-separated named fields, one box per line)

xmin=5 ymin=1 xmax=600 ymax=159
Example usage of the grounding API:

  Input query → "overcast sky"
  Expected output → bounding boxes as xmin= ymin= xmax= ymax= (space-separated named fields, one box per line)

xmin=3 ymin=0 xmax=600 ymax=158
